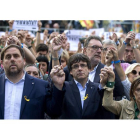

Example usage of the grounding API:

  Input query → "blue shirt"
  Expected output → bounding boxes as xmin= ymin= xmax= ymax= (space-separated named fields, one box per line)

xmin=4 ymin=73 xmax=25 ymax=119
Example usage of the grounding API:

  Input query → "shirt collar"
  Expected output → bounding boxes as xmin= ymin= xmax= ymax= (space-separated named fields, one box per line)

xmin=89 ymin=63 xmax=99 ymax=73
xmin=104 ymin=64 xmax=114 ymax=69
xmin=5 ymin=71 xmax=26 ymax=84
xmin=74 ymin=78 xmax=89 ymax=88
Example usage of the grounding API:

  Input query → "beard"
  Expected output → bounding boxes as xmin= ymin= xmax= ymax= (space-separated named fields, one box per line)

xmin=6 ymin=66 xmax=23 ymax=77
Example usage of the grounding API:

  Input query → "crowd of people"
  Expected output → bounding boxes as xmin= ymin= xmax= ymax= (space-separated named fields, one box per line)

xmin=0 ymin=20 xmax=140 ymax=119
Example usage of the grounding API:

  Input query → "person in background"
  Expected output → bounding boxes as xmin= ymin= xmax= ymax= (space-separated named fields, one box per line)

xmin=118 ymin=31 xmax=140 ymax=64
xmin=101 ymin=67 xmax=140 ymax=119
xmin=60 ymin=50 xmax=69 ymax=68
xmin=24 ymin=64 xmax=40 ymax=79
xmin=36 ymin=55 xmax=49 ymax=81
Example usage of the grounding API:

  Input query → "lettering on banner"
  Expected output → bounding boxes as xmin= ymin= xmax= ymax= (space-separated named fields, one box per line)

xmin=67 ymin=35 xmax=80 ymax=41
xmin=14 ymin=20 xmax=37 ymax=26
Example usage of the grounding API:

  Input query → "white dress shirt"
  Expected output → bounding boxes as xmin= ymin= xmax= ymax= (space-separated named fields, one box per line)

xmin=4 ymin=73 xmax=25 ymax=119
xmin=88 ymin=64 xmax=99 ymax=82
xmin=74 ymin=79 xmax=103 ymax=109
xmin=74 ymin=80 xmax=89 ymax=109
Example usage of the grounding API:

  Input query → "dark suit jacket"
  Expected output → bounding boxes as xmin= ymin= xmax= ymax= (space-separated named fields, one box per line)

xmin=0 ymin=73 xmax=65 ymax=119
xmin=64 ymin=62 xmax=125 ymax=98
xmin=59 ymin=80 xmax=108 ymax=119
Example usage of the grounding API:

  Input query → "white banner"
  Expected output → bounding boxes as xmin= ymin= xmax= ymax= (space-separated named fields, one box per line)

xmin=89 ymin=28 xmax=104 ymax=36
xmin=101 ymin=32 xmax=123 ymax=40
xmin=135 ymin=33 xmax=140 ymax=40
xmin=64 ymin=30 xmax=89 ymax=51
xmin=13 ymin=20 xmax=38 ymax=31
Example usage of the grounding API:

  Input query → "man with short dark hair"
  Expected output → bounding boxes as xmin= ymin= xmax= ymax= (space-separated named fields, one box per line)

xmin=0 ymin=44 xmax=65 ymax=119
xmin=36 ymin=43 xmax=49 ymax=57
xmin=59 ymin=53 xmax=105 ymax=119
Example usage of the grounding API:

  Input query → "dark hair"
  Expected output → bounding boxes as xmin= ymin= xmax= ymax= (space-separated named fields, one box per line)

xmin=84 ymin=35 xmax=103 ymax=48
xmin=130 ymin=76 xmax=140 ymax=101
xmin=24 ymin=64 xmax=40 ymax=76
xmin=36 ymin=55 xmax=49 ymax=72
xmin=68 ymin=53 xmax=91 ymax=71
xmin=36 ymin=43 xmax=48 ymax=53
xmin=1 ymin=44 xmax=25 ymax=60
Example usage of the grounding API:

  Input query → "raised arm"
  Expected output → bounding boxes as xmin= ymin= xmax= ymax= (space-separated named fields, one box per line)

xmin=118 ymin=31 xmax=135 ymax=60
xmin=100 ymin=67 xmax=123 ymax=116
xmin=36 ymin=20 xmax=42 ymax=47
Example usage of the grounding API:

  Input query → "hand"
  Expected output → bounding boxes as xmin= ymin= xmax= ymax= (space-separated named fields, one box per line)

xmin=77 ymin=42 xmax=82 ymax=53
xmin=7 ymin=36 xmax=21 ymax=46
xmin=52 ymin=34 xmax=67 ymax=52
xmin=17 ymin=30 xmax=25 ymax=43
xmin=105 ymin=49 xmax=114 ymax=66
xmin=100 ymin=68 xmax=109 ymax=87
xmin=125 ymin=31 xmax=135 ymax=44
xmin=100 ymin=67 xmax=115 ymax=87
xmin=130 ymin=39 xmax=136 ymax=48
xmin=135 ymin=39 xmax=139 ymax=45
xmin=58 ymin=34 xmax=67 ymax=50
xmin=101 ymin=35 xmax=104 ymax=41
xmin=8 ymin=20 xmax=14 ymax=29
xmin=0 ymin=35 xmax=7 ymax=46
xmin=49 ymin=32 xmax=59 ymax=41
xmin=112 ymin=33 xmax=118 ymax=43
xmin=91 ymin=31 xmax=96 ymax=36
xmin=50 ymin=65 xmax=65 ymax=90
xmin=110 ymin=47 xmax=119 ymax=61
xmin=25 ymin=34 xmax=33 ymax=47
xmin=38 ymin=20 xmax=42 ymax=29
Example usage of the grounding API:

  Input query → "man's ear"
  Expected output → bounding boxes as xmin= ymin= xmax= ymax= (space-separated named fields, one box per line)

xmin=24 ymin=58 xmax=26 ymax=66
xmin=70 ymin=70 xmax=73 ymax=76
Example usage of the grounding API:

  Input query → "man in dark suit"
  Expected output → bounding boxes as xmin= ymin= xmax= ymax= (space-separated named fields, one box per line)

xmin=59 ymin=53 xmax=106 ymax=119
xmin=0 ymin=44 xmax=65 ymax=119
xmin=63 ymin=36 xmax=124 ymax=100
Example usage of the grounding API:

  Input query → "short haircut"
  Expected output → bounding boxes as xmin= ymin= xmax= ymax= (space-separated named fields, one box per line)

xmin=1 ymin=44 xmax=25 ymax=60
xmin=84 ymin=35 xmax=103 ymax=48
xmin=36 ymin=55 xmax=49 ymax=71
xmin=24 ymin=64 xmax=40 ymax=76
xmin=36 ymin=43 xmax=48 ymax=53
xmin=102 ymin=39 xmax=117 ymax=48
xmin=68 ymin=53 xmax=91 ymax=71
xmin=61 ymin=50 xmax=70 ymax=65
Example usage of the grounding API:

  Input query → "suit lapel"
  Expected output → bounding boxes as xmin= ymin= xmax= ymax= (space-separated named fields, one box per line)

xmin=69 ymin=80 xmax=82 ymax=112
xmin=94 ymin=62 xmax=104 ymax=83
xmin=82 ymin=81 xmax=96 ymax=115
xmin=0 ymin=74 xmax=5 ymax=119
xmin=20 ymin=74 xmax=35 ymax=118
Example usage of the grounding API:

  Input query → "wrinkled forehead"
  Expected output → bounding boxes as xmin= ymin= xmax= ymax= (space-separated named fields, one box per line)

xmin=72 ymin=61 xmax=87 ymax=65
xmin=125 ymin=46 xmax=133 ymax=51
xmin=103 ymin=43 xmax=116 ymax=48
xmin=4 ymin=47 xmax=21 ymax=56
xmin=88 ymin=39 xmax=102 ymax=47
xmin=25 ymin=66 xmax=39 ymax=73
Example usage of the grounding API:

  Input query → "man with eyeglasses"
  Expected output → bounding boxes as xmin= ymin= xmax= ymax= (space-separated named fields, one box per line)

xmin=59 ymin=53 xmax=107 ymax=119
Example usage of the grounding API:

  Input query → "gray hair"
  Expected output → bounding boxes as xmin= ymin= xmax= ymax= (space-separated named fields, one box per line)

xmin=102 ymin=39 xmax=117 ymax=48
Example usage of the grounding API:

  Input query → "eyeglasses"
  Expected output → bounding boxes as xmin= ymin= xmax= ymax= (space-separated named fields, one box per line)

xmin=88 ymin=45 xmax=103 ymax=51
xmin=72 ymin=63 xmax=87 ymax=69
xmin=103 ymin=48 xmax=108 ymax=52
xmin=131 ymin=70 xmax=140 ymax=75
